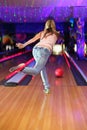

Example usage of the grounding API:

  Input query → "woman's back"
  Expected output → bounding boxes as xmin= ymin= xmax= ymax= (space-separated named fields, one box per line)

xmin=35 ymin=32 xmax=58 ymax=52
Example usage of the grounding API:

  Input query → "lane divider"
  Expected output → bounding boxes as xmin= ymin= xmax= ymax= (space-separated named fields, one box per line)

xmin=65 ymin=51 xmax=87 ymax=83
xmin=0 ymin=50 xmax=31 ymax=63
xmin=5 ymin=58 xmax=34 ymax=80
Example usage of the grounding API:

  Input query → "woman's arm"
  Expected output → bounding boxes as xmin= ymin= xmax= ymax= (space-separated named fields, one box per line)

xmin=16 ymin=32 xmax=42 ymax=49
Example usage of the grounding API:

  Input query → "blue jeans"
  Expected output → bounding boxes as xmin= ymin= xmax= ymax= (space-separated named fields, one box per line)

xmin=22 ymin=46 xmax=51 ymax=89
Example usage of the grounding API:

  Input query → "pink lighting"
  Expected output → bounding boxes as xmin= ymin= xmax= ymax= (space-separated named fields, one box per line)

xmin=0 ymin=50 xmax=31 ymax=63
xmin=63 ymin=53 xmax=71 ymax=69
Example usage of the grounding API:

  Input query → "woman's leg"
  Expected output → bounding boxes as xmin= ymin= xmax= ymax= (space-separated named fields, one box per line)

xmin=22 ymin=59 xmax=47 ymax=75
xmin=22 ymin=47 xmax=51 ymax=76
xmin=22 ymin=47 xmax=51 ymax=93
xmin=40 ymin=66 xmax=50 ymax=93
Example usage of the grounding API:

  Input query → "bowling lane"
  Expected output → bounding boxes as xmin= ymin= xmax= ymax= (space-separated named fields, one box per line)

xmin=0 ymin=54 xmax=87 ymax=130
xmin=45 ymin=54 xmax=77 ymax=87
xmin=0 ymin=53 xmax=77 ymax=87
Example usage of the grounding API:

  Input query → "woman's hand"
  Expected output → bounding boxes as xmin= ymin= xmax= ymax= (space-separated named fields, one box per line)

xmin=16 ymin=43 xmax=25 ymax=49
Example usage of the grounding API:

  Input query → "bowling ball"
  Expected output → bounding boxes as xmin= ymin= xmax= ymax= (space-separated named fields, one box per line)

xmin=55 ymin=68 xmax=63 ymax=77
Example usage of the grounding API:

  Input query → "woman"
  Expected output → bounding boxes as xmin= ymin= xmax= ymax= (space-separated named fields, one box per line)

xmin=10 ymin=19 xmax=59 ymax=93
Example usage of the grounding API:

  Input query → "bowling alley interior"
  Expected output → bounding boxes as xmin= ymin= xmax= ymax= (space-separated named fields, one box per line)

xmin=0 ymin=1 xmax=87 ymax=130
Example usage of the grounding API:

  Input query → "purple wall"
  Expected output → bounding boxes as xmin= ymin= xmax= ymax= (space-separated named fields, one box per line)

xmin=0 ymin=0 xmax=87 ymax=23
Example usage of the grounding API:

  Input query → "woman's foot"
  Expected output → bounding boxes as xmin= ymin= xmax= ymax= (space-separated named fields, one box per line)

xmin=9 ymin=63 xmax=25 ymax=72
xmin=43 ymin=88 xmax=50 ymax=94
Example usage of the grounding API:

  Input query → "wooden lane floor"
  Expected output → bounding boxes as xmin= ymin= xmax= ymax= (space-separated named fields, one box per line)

xmin=0 ymin=55 xmax=87 ymax=130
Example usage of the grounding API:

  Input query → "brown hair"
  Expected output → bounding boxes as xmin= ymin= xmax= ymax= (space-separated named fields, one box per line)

xmin=42 ymin=19 xmax=59 ymax=38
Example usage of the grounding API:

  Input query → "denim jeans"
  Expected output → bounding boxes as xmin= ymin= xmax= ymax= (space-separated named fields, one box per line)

xmin=22 ymin=46 xmax=51 ymax=89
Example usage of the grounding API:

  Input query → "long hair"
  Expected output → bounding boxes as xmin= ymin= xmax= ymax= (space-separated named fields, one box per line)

xmin=42 ymin=19 xmax=59 ymax=39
